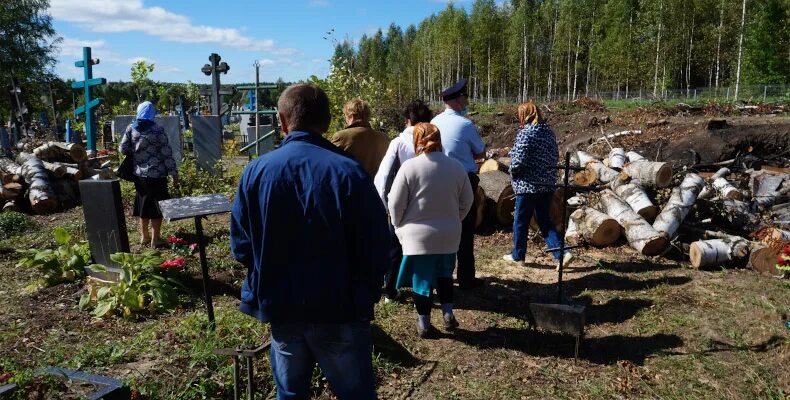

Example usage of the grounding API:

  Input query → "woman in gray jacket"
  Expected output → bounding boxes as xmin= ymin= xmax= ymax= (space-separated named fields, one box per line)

xmin=388 ymin=122 xmax=473 ymax=338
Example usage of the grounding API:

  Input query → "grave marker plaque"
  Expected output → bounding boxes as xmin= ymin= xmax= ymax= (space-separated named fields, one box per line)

xmin=78 ymin=179 xmax=129 ymax=281
xmin=191 ymin=115 xmax=222 ymax=171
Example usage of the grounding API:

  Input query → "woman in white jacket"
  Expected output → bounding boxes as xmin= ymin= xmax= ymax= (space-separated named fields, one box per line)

xmin=388 ymin=122 xmax=473 ymax=338
xmin=374 ymin=100 xmax=433 ymax=302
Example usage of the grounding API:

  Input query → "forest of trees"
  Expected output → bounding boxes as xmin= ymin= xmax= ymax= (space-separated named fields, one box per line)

xmin=334 ymin=0 xmax=789 ymax=104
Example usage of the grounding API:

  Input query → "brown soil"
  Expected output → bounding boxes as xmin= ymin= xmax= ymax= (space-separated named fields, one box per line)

xmin=474 ymin=105 xmax=790 ymax=169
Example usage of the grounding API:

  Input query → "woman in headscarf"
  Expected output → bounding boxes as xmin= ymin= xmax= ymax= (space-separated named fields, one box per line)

xmin=373 ymin=99 xmax=433 ymax=303
xmin=388 ymin=122 xmax=473 ymax=338
xmin=119 ymin=101 xmax=179 ymax=248
xmin=504 ymin=101 xmax=572 ymax=266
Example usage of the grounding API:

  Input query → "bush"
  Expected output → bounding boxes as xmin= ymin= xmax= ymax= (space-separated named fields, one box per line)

xmin=16 ymin=227 xmax=93 ymax=286
xmin=171 ymin=156 xmax=241 ymax=198
xmin=0 ymin=211 xmax=34 ymax=240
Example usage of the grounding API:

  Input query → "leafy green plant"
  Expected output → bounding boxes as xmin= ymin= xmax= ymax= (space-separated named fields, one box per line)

xmin=80 ymin=252 xmax=186 ymax=319
xmin=0 ymin=211 xmax=34 ymax=240
xmin=171 ymin=155 xmax=241 ymax=197
xmin=16 ymin=227 xmax=92 ymax=285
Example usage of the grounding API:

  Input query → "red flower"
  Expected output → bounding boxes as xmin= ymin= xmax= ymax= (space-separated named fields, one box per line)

xmin=161 ymin=257 xmax=187 ymax=270
xmin=777 ymin=256 xmax=788 ymax=266
xmin=167 ymin=236 xmax=188 ymax=246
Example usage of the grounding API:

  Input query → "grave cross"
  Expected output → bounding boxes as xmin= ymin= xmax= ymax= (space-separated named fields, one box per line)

xmin=201 ymin=53 xmax=230 ymax=117
xmin=8 ymin=77 xmax=31 ymax=142
xmin=71 ymin=47 xmax=106 ymax=153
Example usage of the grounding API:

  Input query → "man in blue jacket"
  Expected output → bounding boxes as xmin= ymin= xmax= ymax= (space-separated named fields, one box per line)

xmin=230 ymin=83 xmax=389 ymax=400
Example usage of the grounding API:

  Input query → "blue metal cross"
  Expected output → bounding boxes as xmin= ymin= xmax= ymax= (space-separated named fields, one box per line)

xmin=72 ymin=47 xmax=106 ymax=153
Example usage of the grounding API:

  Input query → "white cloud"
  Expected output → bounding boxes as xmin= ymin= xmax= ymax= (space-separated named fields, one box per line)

xmin=50 ymin=0 xmax=293 ymax=53
xmin=258 ymin=59 xmax=275 ymax=66
xmin=309 ymin=0 xmax=330 ymax=7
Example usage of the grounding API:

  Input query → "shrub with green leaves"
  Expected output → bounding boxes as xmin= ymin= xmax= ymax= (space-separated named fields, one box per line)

xmin=0 ymin=211 xmax=34 ymax=240
xmin=170 ymin=155 xmax=241 ymax=197
xmin=16 ymin=227 xmax=92 ymax=285
xmin=80 ymin=252 xmax=186 ymax=319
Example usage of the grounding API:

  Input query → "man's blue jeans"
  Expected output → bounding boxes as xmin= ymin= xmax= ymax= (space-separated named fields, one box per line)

xmin=512 ymin=192 xmax=562 ymax=261
xmin=270 ymin=321 xmax=376 ymax=400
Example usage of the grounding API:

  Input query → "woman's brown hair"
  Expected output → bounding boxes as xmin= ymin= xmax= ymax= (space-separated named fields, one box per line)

xmin=413 ymin=123 xmax=442 ymax=156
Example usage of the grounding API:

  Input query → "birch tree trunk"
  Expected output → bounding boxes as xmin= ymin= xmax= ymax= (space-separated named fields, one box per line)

xmin=734 ymin=0 xmax=747 ymax=101
xmin=715 ymin=0 xmax=724 ymax=92
xmin=653 ymin=0 xmax=664 ymax=98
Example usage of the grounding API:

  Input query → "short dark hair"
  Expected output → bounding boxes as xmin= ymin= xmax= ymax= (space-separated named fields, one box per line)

xmin=403 ymin=99 xmax=432 ymax=124
xmin=277 ymin=84 xmax=331 ymax=134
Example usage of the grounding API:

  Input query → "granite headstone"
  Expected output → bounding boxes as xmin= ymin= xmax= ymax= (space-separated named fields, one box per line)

xmin=78 ymin=179 xmax=129 ymax=281
xmin=112 ymin=115 xmax=182 ymax=165
xmin=245 ymin=124 xmax=275 ymax=156
xmin=191 ymin=115 xmax=222 ymax=171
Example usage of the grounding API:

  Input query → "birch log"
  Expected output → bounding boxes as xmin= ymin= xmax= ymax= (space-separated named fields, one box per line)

xmin=567 ymin=207 xmax=621 ymax=246
xmin=623 ymin=160 xmax=673 ymax=188
xmin=19 ymin=157 xmax=58 ymax=214
xmin=583 ymin=159 xmax=620 ymax=184
xmin=0 ymin=183 xmax=23 ymax=201
xmin=565 ymin=216 xmax=580 ymax=245
xmin=608 ymin=148 xmax=626 ymax=170
xmin=479 ymin=158 xmax=509 ymax=174
xmin=478 ymin=170 xmax=516 ymax=226
xmin=626 ymin=151 xmax=646 ymax=162
xmin=33 ymin=142 xmax=87 ymax=162
xmin=699 ymin=167 xmax=732 ymax=199
xmin=653 ymin=173 xmax=706 ymax=239
xmin=2 ymin=201 xmax=18 ymax=212
xmin=712 ymin=177 xmax=743 ymax=200
xmin=751 ymin=171 xmax=787 ymax=209
xmin=689 ymin=237 xmax=749 ymax=268
xmin=614 ymin=183 xmax=658 ymax=222
xmin=598 ymin=189 xmax=667 ymax=256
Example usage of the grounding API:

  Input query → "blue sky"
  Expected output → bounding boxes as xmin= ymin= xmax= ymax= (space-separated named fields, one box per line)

xmin=51 ymin=0 xmax=482 ymax=84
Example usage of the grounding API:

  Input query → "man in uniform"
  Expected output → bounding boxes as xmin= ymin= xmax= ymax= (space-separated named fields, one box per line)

xmin=431 ymin=79 xmax=485 ymax=289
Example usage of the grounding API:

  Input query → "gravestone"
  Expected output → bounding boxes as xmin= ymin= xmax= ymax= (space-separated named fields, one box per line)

xmin=112 ymin=116 xmax=182 ymax=165
xmin=78 ymin=179 xmax=129 ymax=281
xmin=246 ymin=124 xmax=275 ymax=156
xmin=192 ymin=115 xmax=222 ymax=171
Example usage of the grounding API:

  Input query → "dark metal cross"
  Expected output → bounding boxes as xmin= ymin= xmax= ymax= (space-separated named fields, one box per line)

xmin=201 ymin=53 xmax=230 ymax=117
xmin=72 ymin=47 xmax=106 ymax=153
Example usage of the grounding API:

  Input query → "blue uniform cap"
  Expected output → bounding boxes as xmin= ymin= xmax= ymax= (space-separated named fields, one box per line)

xmin=441 ymin=78 xmax=468 ymax=101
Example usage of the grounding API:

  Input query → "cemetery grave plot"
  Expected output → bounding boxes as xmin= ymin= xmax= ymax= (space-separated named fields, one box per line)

xmin=0 ymin=105 xmax=788 ymax=399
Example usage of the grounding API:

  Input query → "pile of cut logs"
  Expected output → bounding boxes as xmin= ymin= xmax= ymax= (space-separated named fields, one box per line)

xmin=475 ymin=148 xmax=789 ymax=277
xmin=0 ymin=142 xmax=116 ymax=214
